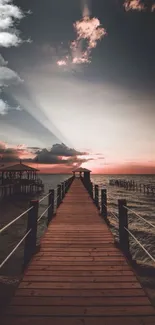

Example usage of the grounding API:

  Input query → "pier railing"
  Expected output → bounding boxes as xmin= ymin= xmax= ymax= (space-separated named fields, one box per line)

xmin=0 ymin=175 xmax=74 ymax=272
xmin=82 ymin=178 xmax=155 ymax=265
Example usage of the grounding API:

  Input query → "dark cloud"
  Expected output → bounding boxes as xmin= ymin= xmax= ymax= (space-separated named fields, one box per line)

xmin=32 ymin=143 xmax=88 ymax=165
xmin=0 ymin=142 xmax=91 ymax=167
xmin=48 ymin=143 xmax=86 ymax=157
xmin=33 ymin=148 xmax=66 ymax=164
xmin=0 ymin=145 xmax=19 ymax=163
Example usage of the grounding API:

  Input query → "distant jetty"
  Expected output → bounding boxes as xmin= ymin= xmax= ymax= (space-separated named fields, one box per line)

xmin=0 ymin=162 xmax=44 ymax=200
xmin=109 ymin=178 xmax=155 ymax=195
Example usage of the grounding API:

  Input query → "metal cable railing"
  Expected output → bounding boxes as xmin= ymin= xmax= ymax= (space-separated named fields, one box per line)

xmin=109 ymin=210 xmax=119 ymax=220
xmin=103 ymin=203 xmax=118 ymax=220
xmin=39 ymin=184 xmax=63 ymax=204
xmin=0 ymin=206 xmax=33 ymax=235
xmin=0 ymin=176 xmax=74 ymax=271
xmin=39 ymin=192 xmax=50 ymax=203
xmin=124 ymin=226 xmax=155 ymax=263
xmin=54 ymin=195 xmax=60 ymax=204
xmin=123 ymin=206 xmax=155 ymax=229
xmin=39 ymin=186 xmax=57 ymax=203
xmin=89 ymin=183 xmax=155 ymax=264
xmin=37 ymin=204 xmax=52 ymax=223
xmin=0 ymin=229 xmax=32 ymax=269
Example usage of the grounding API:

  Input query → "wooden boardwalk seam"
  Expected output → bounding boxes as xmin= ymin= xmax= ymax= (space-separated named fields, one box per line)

xmin=2 ymin=178 xmax=155 ymax=324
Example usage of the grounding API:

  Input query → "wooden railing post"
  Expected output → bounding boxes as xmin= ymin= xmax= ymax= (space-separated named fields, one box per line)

xmin=66 ymin=180 xmax=68 ymax=190
xmin=23 ymin=199 xmax=38 ymax=269
xmin=47 ymin=189 xmax=54 ymax=225
xmin=84 ymin=180 xmax=88 ymax=191
xmin=63 ymin=181 xmax=65 ymax=197
xmin=101 ymin=189 xmax=107 ymax=222
xmin=64 ymin=181 xmax=66 ymax=194
xmin=118 ymin=199 xmax=130 ymax=259
xmin=57 ymin=184 xmax=59 ymax=207
xmin=61 ymin=182 xmax=64 ymax=200
xmin=57 ymin=184 xmax=61 ymax=207
xmin=89 ymin=181 xmax=93 ymax=198
xmin=69 ymin=177 xmax=72 ymax=187
xmin=61 ymin=182 xmax=64 ymax=199
xmin=88 ymin=181 xmax=90 ymax=193
xmin=66 ymin=179 xmax=68 ymax=192
xmin=92 ymin=184 xmax=94 ymax=200
xmin=94 ymin=184 xmax=99 ymax=208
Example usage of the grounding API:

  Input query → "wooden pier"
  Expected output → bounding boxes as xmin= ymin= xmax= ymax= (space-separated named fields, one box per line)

xmin=2 ymin=177 xmax=155 ymax=324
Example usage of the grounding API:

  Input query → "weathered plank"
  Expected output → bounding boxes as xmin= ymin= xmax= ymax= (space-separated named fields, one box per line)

xmin=32 ymin=256 xmax=125 ymax=261
xmin=29 ymin=261 xmax=129 ymax=266
xmin=11 ymin=296 xmax=151 ymax=306
xmin=6 ymin=305 xmax=155 ymax=316
xmin=2 ymin=317 xmax=155 ymax=325
xmin=18 ymin=281 xmax=141 ymax=289
xmin=22 ymin=275 xmax=138 ymax=282
xmin=25 ymin=270 xmax=134 ymax=276
xmin=29 ymin=261 xmax=128 ymax=265
xmin=27 ymin=264 xmax=132 ymax=271
xmin=15 ymin=288 xmax=147 ymax=297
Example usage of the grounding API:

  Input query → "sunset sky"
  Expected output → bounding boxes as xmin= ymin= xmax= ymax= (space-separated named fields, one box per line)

xmin=0 ymin=0 xmax=155 ymax=174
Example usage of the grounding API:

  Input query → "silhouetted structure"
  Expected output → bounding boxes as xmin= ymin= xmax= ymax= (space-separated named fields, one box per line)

xmin=0 ymin=161 xmax=38 ymax=185
xmin=72 ymin=167 xmax=91 ymax=183
xmin=0 ymin=161 xmax=43 ymax=199
xmin=109 ymin=178 xmax=155 ymax=195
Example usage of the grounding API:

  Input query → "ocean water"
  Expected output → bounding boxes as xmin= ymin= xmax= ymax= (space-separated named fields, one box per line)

xmin=90 ymin=174 xmax=155 ymax=266
xmin=0 ymin=174 xmax=155 ymax=277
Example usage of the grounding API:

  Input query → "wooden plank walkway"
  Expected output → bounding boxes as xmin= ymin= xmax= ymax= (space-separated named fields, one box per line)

xmin=2 ymin=178 xmax=155 ymax=324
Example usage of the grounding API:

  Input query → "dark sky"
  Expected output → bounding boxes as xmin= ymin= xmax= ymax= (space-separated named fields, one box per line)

xmin=2 ymin=0 xmax=155 ymax=89
xmin=1 ymin=0 xmax=155 ymax=171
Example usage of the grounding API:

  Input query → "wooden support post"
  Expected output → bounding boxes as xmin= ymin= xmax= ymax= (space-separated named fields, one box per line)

xmin=66 ymin=180 xmax=68 ymax=192
xmin=101 ymin=189 xmax=107 ymax=222
xmin=57 ymin=184 xmax=61 ymax=208
xmin=57 ymin=185 xmax=59 ymax=208
xmin=94 ymin=185 xmax=99 ymax=208
xmin=65 ymin=180 xmax=68 ymax=193
xmin=89 ymin=181 xmax=93 ymax=198
xmin=63 ymin=182 xmax=65 ymax=198
xmin=61 ymin=182 xmax=64 ymax=200
xmin=70 ymin=176 xmax=73 ymax=186
xmin=64 ymin=181 xmax=66 ymax=194
xmin=118 ymin=199 xmax=130 ymax=259
xmin=23 ymin=200 xmax=38 ymax=269
xmin=84 ymin=180 xmax=88 ymax=191
xmin=47 ymin=189 xmax=54 ymax=225
xmin=61 ymin=182 xmax=63 ymax=199
xmin=92 ymin=184 xmax=94 ymax=200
